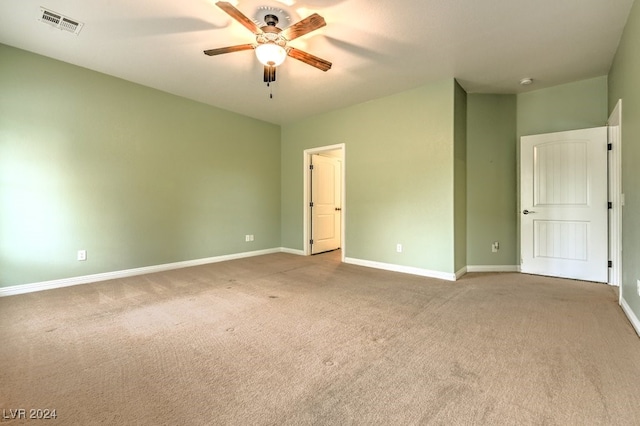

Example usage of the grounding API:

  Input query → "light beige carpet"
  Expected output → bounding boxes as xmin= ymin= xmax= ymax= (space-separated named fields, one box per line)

xmin=1 ymin=251 xmax=639 ymax=425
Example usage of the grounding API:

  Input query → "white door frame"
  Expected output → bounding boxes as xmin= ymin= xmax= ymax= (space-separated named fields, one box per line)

xmin=303 ymin=143 xmax=346 ymax=259
xmin=608 ymin=100 xmax=622 ymax=295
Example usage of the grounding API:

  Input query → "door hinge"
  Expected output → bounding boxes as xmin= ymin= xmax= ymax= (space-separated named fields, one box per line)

xmin=310 ymin=239 xmax=314 ymax=245
xmin=309 ymin=201 xmax=314 ymax=207
xmin=309 ymin=164 xmax=314 ymax=170
xmin=607 ymin=143 xmax=612 ymax=151
xmin=608 ymin=202 xmax=612 ymax=209
xmin=608 ymin=260 xmax=612 ymax=268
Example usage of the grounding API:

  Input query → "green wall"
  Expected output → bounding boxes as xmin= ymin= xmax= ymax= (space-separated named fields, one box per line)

xmin=466 ymin=77 xmax=607 ymax=269
xmin=608 ymin=0 xmax=640 ymax=320
xmin=281 ymin=79 xmax=458 ymax=274
xmin=466 ymin=94 xmax=517 ymax=266
xmin=0 ymin=44 xmax=281 ymax=287
xmin=517 ymin=76 xmax=609 ymax=138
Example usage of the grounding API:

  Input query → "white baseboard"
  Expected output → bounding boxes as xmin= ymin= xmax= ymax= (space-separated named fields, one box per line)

xmin=0 ymin=248 xmax=285 ymax=297
xmin=280 ymin=247 xmax=304 ymax=256
xmin=620 ymin=296 xmax=640 ymax=338
xmin=466 ymin=265 xmax=519 ymax=273
xmin=455 ymin=266 xmax=467 ymax=279
xmin=344 ymin=257 xmax=457 ymax=281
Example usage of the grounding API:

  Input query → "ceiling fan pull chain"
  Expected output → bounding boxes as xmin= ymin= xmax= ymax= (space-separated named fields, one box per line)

xmin=264 ymin=65 xmax=275 ymax=99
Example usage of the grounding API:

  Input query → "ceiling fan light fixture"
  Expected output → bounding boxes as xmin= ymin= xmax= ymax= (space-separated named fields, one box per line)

xmin=255 ymin=43 xmax=287 ymax=67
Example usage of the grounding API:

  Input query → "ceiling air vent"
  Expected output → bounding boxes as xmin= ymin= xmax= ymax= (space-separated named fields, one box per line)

xmin=39 ymin=8 xmax=84 ymax=35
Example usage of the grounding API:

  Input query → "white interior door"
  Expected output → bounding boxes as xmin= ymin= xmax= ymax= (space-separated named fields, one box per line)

xmin=311 ymin=154 xmax=341 ymax=254
xmin=520 ymin=127 xmax=608 ymax=282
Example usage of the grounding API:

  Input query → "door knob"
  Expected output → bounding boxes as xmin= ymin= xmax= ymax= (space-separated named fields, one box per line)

xmin=523 ymin=209 xmax=536 ymax=215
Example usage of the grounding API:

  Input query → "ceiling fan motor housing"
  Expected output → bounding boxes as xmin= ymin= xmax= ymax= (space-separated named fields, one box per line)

xmin=256 ymin=28 xmax=286 ymax=48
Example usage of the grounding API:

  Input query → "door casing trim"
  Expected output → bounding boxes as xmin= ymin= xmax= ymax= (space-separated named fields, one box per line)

xmin=608 ymin=99 xmax=622 ymax=293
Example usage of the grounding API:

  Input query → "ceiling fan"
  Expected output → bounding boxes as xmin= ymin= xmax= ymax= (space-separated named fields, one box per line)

xmin=204 ymin=1 xmax=332 ymax=86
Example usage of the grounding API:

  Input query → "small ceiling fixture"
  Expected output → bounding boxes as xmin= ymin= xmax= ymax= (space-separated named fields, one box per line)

xmin=520 ymin=78 xmax=534 ymax=86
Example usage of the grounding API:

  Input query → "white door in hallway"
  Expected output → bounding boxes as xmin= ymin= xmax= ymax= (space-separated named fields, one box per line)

xmin=520 ymin=127 xmax=608 ymax=282
xmin=310 ymin=154 xmax=341 ymax=254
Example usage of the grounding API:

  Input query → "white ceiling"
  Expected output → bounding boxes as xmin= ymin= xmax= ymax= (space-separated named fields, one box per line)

xmin=0 ymin=0 xmax=634 ymax=124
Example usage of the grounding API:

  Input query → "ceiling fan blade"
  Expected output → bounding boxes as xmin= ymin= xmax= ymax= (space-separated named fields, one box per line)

xmin=287 ymin=47 xmax=332 ymax=71
xmin=204 ymin=43 xmax=255 ymax=56
xmin=264 ymin=65 xmax=276 ymax=83
xmin=281 ymin=13 xmax=326 ymax=41
xmin=216 ymin=1 xmax=261 ymax=34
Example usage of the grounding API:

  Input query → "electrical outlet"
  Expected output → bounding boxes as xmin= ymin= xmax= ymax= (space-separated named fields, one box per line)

xmin=77 ymin=250 xmax=87 ymax=261
xmin=250 ymin=235 xmax=254 ymax=241
xmin=491 ymin=242 xmax=499 ymax=253
xmin=637 ymin=279 xmax=640 ymax=296
xmin=245 ymin=235 xmax=254 ymax=242
xmin=396 ymin=243 xmax=402 ymax=253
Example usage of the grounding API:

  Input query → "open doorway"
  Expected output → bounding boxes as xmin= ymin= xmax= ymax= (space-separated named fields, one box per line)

xmin=303 ymin=144 xmax=345 ymax=260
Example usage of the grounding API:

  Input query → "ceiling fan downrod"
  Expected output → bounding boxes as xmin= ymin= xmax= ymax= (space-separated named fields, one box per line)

xmin=264 ymin=14 xmax=278 ymax=27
